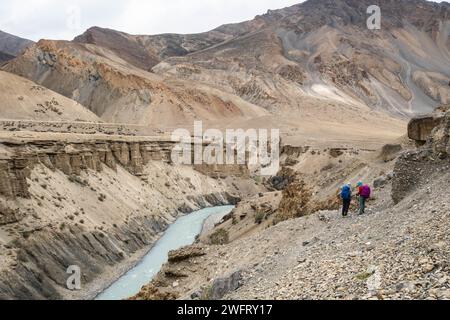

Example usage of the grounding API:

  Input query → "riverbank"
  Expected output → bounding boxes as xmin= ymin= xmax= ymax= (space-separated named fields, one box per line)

xmin=65 ymin=237 xmax=159 ymax=300
xmin=91 ymin=206 xmax=234 ymax=300
xmin=65 ymin=206 xmax=235 ymax=300
xmin=0 ymin=137 xmax=259 ymax=299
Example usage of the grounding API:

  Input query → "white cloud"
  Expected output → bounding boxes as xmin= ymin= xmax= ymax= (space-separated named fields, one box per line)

xmin=0 ymin=0 xmax=301 ymax=41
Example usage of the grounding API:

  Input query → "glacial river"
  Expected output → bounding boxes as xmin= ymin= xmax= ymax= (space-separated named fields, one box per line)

xmin=96 ymin=205 xmax=234 ymax=300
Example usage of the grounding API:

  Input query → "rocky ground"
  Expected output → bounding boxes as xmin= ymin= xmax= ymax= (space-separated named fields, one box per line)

xmin=133 ymin=108 xmax=450 ymax=301
xmin=227 ymin=173 xmax=450 ymax=300
xmin=134 ymin=164 xmax=450 ymax=300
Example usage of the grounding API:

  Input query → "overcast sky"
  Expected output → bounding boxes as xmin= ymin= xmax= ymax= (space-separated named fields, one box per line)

xmin=0 ymin=0 xmax=305 ymax=41
xmin=0 ymin=0 xmax=447 ymax=41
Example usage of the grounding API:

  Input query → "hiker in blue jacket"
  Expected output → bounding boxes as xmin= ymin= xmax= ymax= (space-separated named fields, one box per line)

xmin=340 ymin=183 xmax=352 ymax=217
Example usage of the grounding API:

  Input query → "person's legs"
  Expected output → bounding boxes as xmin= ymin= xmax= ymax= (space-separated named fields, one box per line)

xmin=342 ymin=199 xmax=350 ymax=216
xmin=362 ymin=197 xmax=366 ymax=214
xmin=359 ymin=197 xmax=366 ymax=215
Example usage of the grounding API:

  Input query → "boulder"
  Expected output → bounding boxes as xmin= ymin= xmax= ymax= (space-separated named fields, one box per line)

xmin=379 ymin=144 xmax=402 ymax=162
xmin=408 ymin=115 xmax=443 ymax=145
xmin=168 ymin=245 xmax=206 ymax=263
xmin=373 ymin=176 xmax=388 ymax=189
xmin=204 ymin=271 xmax=243 ymax=300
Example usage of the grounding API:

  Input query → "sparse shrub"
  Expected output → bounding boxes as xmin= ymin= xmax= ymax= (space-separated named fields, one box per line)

xmin=98 ymin=193 xmax=107 ymax=202
xmin=200 ymin=285 xmax=213 ymax=300
xmin=272 ymin=215 xmax=284 ymax=226
xmin=356 ymin=271 xmax=375 ymax=281
xmin=209 ymin=228 xmax=229 ymax=245
xmin=68 ymin=175 xmax=89 ymax=187
xmin=321 ymin=163 xmax=334 ymax=172
xmin=255 ymin=211 xmax=265 ymax=224
xmin=253 ymin=176 xmax=262 ymax=185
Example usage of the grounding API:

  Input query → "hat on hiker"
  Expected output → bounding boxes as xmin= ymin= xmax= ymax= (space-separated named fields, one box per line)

xmin=357 ymin=182 xmax=363 ymax=187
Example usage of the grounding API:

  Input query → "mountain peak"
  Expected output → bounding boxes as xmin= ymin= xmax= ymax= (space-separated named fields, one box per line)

xmin=0 ymin=30 xmax=33 ymax=62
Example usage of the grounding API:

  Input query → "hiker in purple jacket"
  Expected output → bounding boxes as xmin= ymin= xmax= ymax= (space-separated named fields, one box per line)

xmin=357 ymin=182 xmax=371 ymax=215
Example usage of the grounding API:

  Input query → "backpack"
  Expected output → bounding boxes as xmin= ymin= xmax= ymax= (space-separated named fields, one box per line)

xmin=341 ymin=185 xmax=351 ymax=200
xmin=360 ymin=185 xmax=371 ymax=198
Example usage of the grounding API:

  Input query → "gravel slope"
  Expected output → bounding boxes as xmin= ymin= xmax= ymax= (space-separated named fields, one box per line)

xmin=226 ymin=173 xmax=450 ymax=299
xmin=135 ymin=163 xmax=450 ymax=300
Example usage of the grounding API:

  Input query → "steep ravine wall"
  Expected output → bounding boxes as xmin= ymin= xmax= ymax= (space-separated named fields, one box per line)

xmin=0 ymin=139 xmax=173 ymax=201
xmin=0 ymin=137 xmax=249 ymax=299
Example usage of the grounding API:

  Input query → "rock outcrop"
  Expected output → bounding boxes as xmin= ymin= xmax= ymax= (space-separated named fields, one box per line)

xmin=392 ymin=108 xmax=450 ymax=203
xmin=0 ymin=139 xmax=172 ymax=200
xmin=378 ymin=144 xmax=403 ymax=162
xmin=408 ymin=105 xmax=449 ymax=145
xmin=201 ymin=271 xmax=243 ymax=300
xmin=0 ymin=136 xmax=251 ymax=202
xmin=408 ymin=115 xmax=444 ymax=145
xmin=429 ymin=109 xmax=450 ymax=158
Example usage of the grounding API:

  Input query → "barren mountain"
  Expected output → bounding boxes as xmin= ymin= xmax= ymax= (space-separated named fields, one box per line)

xmin=0 ymin=51 xmax=14 ymax=63
xmin=73 ymin=26 xmax=234 ymax=71
xmin=3 ymin=39 xmax=270 ymax=129
xmin=0 ymin=30 xmax=33 ymax=63
xmin=0 ymin=70 xmax=100 ymax=122
xmin=4 ymin=1 xmax=436 ymax=145
xmin=4 ymin=0 xmax=448 ymax=144
xmin=154 ymin=0 xmax=450 ymax=117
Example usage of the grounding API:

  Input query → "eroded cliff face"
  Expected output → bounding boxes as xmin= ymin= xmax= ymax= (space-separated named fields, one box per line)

xmin=0 ymin=136 xmax=252 ymax=299
xmin=0 ymin=139 xmax=175 ymax=201
xmin=407 ymin=105 xmax=447 ymax=145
